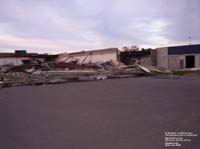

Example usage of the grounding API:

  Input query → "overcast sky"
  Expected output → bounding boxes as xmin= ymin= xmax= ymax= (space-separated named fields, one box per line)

xmin=0 ymin=0 xmax=200 ymax=53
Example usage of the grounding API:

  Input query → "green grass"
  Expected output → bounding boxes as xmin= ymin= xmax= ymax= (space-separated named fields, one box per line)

xmin=173 ymin=70 xmax=200 ymax=76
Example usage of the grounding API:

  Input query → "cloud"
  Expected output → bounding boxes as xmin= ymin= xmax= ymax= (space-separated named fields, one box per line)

xmin=0 ymin=32 xmax=107 ymax=54
xmin=0 ymin=0 xmax=200 ymax=53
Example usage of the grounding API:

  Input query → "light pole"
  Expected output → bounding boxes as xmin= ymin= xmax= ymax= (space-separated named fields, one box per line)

xmin=188 ymin=36 xmax=191 ymax=45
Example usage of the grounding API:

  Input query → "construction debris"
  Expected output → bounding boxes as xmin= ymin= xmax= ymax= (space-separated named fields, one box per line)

xmin=0 ymin=52 xmax=176 ymax=89
xmin=138 ymin=65 xmax=151 ymax=74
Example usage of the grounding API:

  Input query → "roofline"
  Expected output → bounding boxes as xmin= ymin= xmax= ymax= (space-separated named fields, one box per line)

xmin=156 ymin=44 xmax=200 ymax=49
xmin=68 ymin=48 xmax=119 ymax=55
xmin=0 ymin=52 xmax=59 ymax=58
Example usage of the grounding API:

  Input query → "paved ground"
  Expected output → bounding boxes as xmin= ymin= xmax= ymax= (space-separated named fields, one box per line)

xmin=0 ymin=76 xmax=200 ymax=149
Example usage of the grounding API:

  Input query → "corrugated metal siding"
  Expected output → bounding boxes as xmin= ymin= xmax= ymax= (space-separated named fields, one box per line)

xmin=168 ymin=44 xmax=200 ymax=55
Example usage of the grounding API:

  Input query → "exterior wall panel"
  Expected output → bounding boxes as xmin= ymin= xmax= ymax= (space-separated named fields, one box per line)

xmin=168 ymin=55 xmax=180 ymax=70
xmin=150 ymin=49 xmax=157 ymax=66
xmin=156 ymin=47 xmax=168 ymax=68
xmin=57 ymin=49 xmax=119 ymax=64
xmin=68 ymin=52 xmax=118 ymax=64
xmin=195 ymin=54 xmax=200 ymax=68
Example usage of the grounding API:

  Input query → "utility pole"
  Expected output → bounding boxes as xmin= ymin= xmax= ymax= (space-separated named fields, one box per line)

xmin=188 ymin=36 xmax=191 ymax=45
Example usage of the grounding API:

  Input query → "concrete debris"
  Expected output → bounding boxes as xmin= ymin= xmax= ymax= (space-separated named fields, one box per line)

xmin=138 ymin=65 xmax=151 ymax=73
xmin=78 ymin=76 xmax=96 ymax=81
xmin=47 ymin=78 xmax=68 ymax=84
xmin=0 ymin=81 xmax=2 ymax=89
xmin=186 ymin=67 xmax=200 ymax=71
xmin=32 ymin=70 xmax=42 ymax=75
xmin=95 ymin=75 xmax=107 ymax=80
xmin=0 ymin=57 xmax=176 ymax=89
xmin=25 ymin=68 xmax=36 ymax=74
xmin=142 ymin=66 xmax=172 ymax=74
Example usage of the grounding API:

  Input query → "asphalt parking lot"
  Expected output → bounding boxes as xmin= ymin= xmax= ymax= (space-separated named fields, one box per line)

xmin=0 ymin=77 xmax=200 ymax=149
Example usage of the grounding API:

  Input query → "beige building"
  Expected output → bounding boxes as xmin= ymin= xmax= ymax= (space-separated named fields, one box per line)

xmin=151 ymin=44 xmax=200 ymax=70
xmin=57 ymin=48 xmax=119 ymax=64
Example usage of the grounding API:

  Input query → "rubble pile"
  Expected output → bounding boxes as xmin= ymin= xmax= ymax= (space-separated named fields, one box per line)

xmin=0 ymin=57 xmax=172 ymax=89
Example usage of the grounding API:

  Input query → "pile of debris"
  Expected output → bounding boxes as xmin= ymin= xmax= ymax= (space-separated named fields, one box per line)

xmin=0 ymin=56 xmax=172 ymax=89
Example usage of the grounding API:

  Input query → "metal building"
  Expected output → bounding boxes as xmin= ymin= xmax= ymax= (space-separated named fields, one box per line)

xmin=151 ymin=44 xmax=200 ymax=70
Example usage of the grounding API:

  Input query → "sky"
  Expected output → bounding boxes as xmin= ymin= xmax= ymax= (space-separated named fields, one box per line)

xmin=0 ymin=0 xmax=200 ymax=54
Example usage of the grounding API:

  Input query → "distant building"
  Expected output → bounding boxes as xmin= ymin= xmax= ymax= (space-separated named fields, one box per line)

xmin=57 ymin=48 xmax=119 ymax=64
xmin=0 ymin=50 xmax=58 ymax=66
xmin=151 ymin=44 xmax=200 ymax=70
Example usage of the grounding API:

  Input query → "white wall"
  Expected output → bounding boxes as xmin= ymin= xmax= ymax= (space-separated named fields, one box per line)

xmin=195 ymin=54 xmax=200 ymax=68
xmin=73 ymin=53 xmax=117 ymax=64
xmin=58 ymin=50 xmax=118 ymax=64
xmin=0 ymin=57 xmax=29 ymax=66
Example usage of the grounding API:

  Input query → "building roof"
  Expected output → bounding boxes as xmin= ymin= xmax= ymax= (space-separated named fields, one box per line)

xmin=0 ymin=52 xmax=58 ymax=58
